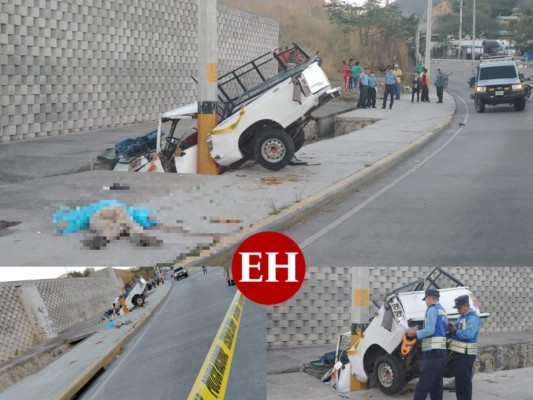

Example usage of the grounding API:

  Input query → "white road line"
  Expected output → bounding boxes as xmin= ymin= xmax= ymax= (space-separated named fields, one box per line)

xmin=300 ymin=92 xmax=469 ymax=249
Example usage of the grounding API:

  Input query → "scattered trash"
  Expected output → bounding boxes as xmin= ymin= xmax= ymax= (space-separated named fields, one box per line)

xmin=103 ymin=183 xmax=131 ymax=191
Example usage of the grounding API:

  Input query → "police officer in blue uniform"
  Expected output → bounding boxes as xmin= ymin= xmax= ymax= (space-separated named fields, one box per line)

xmin=448 ymin=295 xmax=480 ymax=400
xmin=407 ymin=288 xmax=448 ymax=400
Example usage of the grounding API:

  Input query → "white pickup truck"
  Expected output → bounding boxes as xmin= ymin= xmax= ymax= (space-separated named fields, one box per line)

xmin=121 ymin=43 xmax=340 ymax=173
xmin=327 ymin=268 xmax=489 ymax=395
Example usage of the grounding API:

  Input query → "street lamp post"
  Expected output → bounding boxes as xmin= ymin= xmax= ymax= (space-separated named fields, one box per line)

xmin=425 ymin=0 xmax=432 ymax=73
xmin=471 ymin=0 xmax=476 ymax=61
xmin=458 ymin=0 xmax=463 ymax=59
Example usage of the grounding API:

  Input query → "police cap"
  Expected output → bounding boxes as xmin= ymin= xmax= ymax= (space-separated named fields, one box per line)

xmin=453 ymin=294 xmax=470 ymax=308
xmin=422 ymin=288 xmax=440 ymax=300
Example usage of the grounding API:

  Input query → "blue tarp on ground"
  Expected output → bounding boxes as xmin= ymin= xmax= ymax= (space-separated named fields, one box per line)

xmin=53 ymin=199 xmax=157 ymax=234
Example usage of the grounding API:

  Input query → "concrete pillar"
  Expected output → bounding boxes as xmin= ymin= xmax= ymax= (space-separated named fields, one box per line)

xmin=351 ymin=267 xmax=369 ymax=325
xmin=107 ymin=266 xmax=122 ymax=293
xmin=16 ymin=284 xmax=58 ymax=342
xmin=350 ymin=267 xmax=369 ymax=391
xmin=197 ymin=0 xmax=219 ymax=174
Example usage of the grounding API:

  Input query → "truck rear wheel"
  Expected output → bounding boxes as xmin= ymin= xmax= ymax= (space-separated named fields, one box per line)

xmin=293 ymin=130 xmax=305 ymax=153
xmin=374 ymin=354 xmax=406 ymax=395
xmin=253 ymin=129 xmax=295 ymax=171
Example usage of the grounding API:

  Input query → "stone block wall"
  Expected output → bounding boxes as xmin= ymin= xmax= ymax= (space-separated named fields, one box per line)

xmin=0 ymin=285 xmax=37 ymax=364
xmin=267 ymin=267 xmax=533 ymax=347
xmin=0 ymin=0 xmax=278 ymax=142
xmin=0 ymin=277 xmax=117 ymax=364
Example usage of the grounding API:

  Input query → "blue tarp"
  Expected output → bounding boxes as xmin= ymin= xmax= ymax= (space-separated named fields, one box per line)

xmin=53 ymin=199 xmax=157 ymax=234
xmin=524 ymin=50 xmax=533 ymax=61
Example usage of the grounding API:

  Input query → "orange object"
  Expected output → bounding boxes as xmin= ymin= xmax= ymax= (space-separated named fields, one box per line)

xmin=401 ymin=335 xmax=417 ymax=356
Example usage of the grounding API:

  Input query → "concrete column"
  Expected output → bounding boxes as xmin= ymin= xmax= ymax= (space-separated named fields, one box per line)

xmin=16 ymin=284 xmax=58 ymax=342
xmin=350 ymin=267 xmax=369 ymax=391
xmin=107 ymin=266 xmax=122 ymax=293
xmin=351 ymin=267 xmax=369 ymax=325
xmin=197 ymin=0 xmax=219 ymax=174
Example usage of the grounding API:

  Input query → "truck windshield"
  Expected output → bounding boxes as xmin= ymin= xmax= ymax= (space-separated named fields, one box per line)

xmin=479 ymin=65 xmax=517 ymax=80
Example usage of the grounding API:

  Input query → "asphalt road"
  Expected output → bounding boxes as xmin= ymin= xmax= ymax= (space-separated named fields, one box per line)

xmin=78 ymin=268 xmax=265 ymax=400
xmin=286 ymin=61 xmax=533 ymax=266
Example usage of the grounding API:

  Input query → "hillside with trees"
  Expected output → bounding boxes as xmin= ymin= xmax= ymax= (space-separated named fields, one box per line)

xmin=221 ymin=0 xmax=419 ymax=79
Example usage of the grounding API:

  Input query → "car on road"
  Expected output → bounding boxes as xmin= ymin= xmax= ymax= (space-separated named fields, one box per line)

xmin=174 ymin=266 xmax=189 ymax=281
xmin=329 ymin=268 xmax=489 ymax=395
xmin=471 ymin=56 xmax=527 ymax=113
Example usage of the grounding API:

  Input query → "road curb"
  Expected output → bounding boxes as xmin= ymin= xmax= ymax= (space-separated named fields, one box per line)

xmin=55 ymin=284 xmax=173 ymax=400
xmin=183 ymin=105 xmax=456 ymax=268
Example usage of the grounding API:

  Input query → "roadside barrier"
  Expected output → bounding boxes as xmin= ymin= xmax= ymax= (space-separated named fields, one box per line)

xmin=188 ymin=291 xmax=244 ymax=400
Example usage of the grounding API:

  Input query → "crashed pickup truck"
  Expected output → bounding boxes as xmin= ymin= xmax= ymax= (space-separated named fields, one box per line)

xmin=111 ymin=43 xmax=340 ymax=173
xmin=326 ymin=268 xmax=489 ymax=395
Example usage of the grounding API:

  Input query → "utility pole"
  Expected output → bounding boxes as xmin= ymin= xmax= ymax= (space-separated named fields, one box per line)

xmin=350 ymin=267 xmax=369 ymax=391
xmin=425 ymin=0 xmax=433 ymax=74
xmin=458 ymin=0 xmax=463 ymax=59
xmin=107 ymin=266 xmax=121 ymax=292
xmin=197 ymin=0 xmax=219 ymax=174
xmin=415 ymin=23 xmax=421 ymax=64
xmin=471 ymin=0 xmax=476 ymax=63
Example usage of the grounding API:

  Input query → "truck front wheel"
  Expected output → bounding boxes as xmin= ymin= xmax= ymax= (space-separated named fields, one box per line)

xmin=514 ymin=97 xmax=526 ymax=111
xmin=475 ymin=97 xmax=485 ymax=113
xmin=254 ymin=129 xmax=295 ymax=171
xmin=374 ymin=354 xmax=406 ymax=395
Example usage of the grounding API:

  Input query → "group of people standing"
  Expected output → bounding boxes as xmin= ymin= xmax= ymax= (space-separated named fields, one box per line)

xmin=344 ymin=59 xmax=448 ymax=109
xmin=410 ymin=62 xmax=447 ymax=104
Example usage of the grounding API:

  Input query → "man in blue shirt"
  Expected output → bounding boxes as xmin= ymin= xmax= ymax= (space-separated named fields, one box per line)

xmin=382 ymin=66 xmax=397 ymax=109
xmin=366 ymin=70 xmax=377 ymax=108
xmin=357 ymin=67 xmax=370 ymax=109
xmin=407 ymin=288 xmax=448 ymax=400
xmin=448 ymin=295 xmax=480 ymax=400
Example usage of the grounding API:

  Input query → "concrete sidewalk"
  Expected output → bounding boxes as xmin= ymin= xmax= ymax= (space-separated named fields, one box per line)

xmin=267 ymin=368 xmax=533 ymax=400
xmin=0 ymin=282 xmax=172 ymax=399
xmin=0 ymin=97 xmax=454 ymax=265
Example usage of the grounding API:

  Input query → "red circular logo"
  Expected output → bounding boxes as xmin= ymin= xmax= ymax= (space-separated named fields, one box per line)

xmin=232 ymin=231 xmax=306 ymax=305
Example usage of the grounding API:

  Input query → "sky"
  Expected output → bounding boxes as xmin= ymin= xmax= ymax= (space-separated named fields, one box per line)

xmin=0 ymin=267 xmax=123 ymax=282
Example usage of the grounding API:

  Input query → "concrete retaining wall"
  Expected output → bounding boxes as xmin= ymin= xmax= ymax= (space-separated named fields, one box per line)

xmin=267 ymin=267 xmax=533 ymax=347
xmin=0 ymin=277 xmax=117 ymax=364
xmin=0 ymin=0 xmax=278 ymax=143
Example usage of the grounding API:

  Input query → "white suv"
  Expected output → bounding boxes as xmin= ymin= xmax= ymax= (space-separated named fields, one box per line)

xmin=472 ymin=56 xmax=526 ymax=113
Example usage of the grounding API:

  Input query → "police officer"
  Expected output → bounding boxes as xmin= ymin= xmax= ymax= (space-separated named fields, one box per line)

xmin=407 ymin=288 xmax=448 ymax=400
xmin=448 ymin=295 xmax=480 ymax=400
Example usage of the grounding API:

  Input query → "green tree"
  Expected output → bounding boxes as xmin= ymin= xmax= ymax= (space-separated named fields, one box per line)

xmin=324 ymin=0 xmax=418 ymax=46
xmin=512 ymin=7 xmax=533 ymax=52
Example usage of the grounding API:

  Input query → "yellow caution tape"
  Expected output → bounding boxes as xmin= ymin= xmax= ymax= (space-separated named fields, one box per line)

xmin=209 ymin=107 xmax=246 ymax=136
xmin=187 ymin=291 xmax=245 ymax=400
